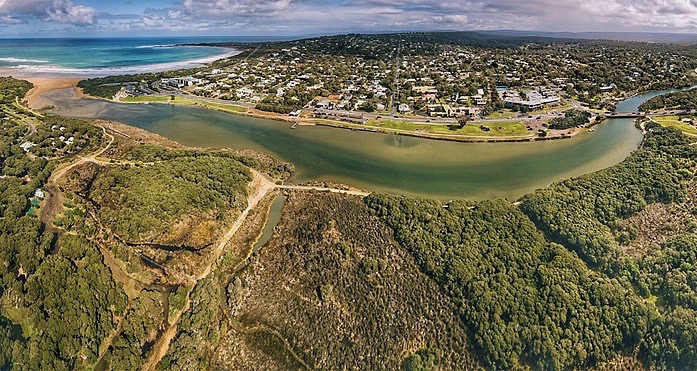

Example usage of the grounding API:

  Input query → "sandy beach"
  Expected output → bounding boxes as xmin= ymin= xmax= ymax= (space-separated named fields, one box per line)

xmin=24 ymin=77 xmax=82 ymax=109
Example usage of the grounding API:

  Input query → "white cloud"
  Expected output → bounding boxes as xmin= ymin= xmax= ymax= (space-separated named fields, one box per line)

xmin=0 ymin=15 xmax=23 ymax=25
xmin=577 ymin=0 xmax=697 ymax=29
xmin=142 ymin=15 xmax=164 ymax=28
xmin=167 ymin=10 xmax=182 ymax=19
xmin=0 ymin=0 xmax=46 ymax=14
xmin=0 ymin=0 xmax=96 ymax=26
xmin=46 ymin=0 xmax=96 ymax=25
xmin=182 ymin=0 xmax=293 ymax=17
xmin=3 ymin=0 xmax=697 ymax=34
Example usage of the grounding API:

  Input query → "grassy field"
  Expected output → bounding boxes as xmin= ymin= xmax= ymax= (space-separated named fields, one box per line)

xmin=365 ymin=118 xmax=530 ymax=137
xmin=121 ymin=95 xmax=247 ymax=113
xmin=199 ymin=100 xmax=247 ymax=113
xmin=121 ymin=95 xmax=175 ymax=103
xmin=652 ymin=116 xmax=697 ymax=136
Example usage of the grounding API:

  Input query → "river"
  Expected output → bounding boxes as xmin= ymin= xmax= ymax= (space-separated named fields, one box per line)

xmin=45 ymin=89 xmax=682 ymax=200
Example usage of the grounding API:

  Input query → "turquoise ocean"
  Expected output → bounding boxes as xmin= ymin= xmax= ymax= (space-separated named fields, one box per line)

xmin=0 ymin=37 xmax=282 ymax=77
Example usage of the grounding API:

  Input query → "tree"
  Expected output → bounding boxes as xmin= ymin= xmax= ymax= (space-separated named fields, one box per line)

xmin=457 ymin=116 xmax=470 ymax=127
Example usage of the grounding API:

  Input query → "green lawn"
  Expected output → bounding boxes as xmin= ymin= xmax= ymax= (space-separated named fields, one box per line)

xmin=121 ymin=95 xmax=247 ymax=113
xmin=365 ymin=119 xmax=530 ymax=137
xmin=199 ymin=101 xmax=247 ymax=113
xmin=121 ymin=95 xmax=174 ymax=103
xmin=652 ymin=116 xmax=697 ymax=136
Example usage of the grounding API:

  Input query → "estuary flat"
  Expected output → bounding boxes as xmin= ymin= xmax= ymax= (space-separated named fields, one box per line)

xmin=46 ymin=89 xmax=672 ymax=200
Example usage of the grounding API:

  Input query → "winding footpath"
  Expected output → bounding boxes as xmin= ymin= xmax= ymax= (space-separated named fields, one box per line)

xmin=142 ymin=169 xmax=370 ymax=370
xmin=40 ymin=123 xmax=370 ymax=370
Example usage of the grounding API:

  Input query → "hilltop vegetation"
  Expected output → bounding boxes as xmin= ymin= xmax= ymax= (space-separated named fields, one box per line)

xmin=162 ymin=192 xmax=478 ymax=370
xmin=0 ymin=78 xmax=265 ymax=370
xmin=366 ymin=195 xmax=649 ymax=369
xmin=0 ymin=78 xmax=32 ymax=104
xmin=88 ymin=155 xmax=250 ymax=246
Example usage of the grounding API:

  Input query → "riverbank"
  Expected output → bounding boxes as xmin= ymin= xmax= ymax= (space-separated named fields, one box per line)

xmin=115 ymin=94 xmax=592 ymax=143
xmin=24 ymin=77 xmax=598 ymax=143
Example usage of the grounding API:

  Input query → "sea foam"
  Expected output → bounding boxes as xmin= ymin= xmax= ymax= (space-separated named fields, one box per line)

xmin=0 ymin=49 xmax=240 ymax=78
xmin=0 ymin=57 xmax=49 ymax=64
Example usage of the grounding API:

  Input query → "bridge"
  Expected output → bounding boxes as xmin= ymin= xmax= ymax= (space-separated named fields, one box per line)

xmin=606 ymin=112 xmax=646 ymax=118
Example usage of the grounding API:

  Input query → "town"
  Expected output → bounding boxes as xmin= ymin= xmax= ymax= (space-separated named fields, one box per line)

xmin=80 ymin=32 xmax=697 ymax=140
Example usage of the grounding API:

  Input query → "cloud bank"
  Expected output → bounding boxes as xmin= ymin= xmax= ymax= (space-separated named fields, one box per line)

xmin=0 ymin=0 xmax=96 ymax=25
xmin=0 ymin=0 xmax=696 ymax=35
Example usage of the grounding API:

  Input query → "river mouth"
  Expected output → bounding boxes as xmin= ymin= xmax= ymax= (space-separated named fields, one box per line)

xmin=43 ymin=88 xmax=687 ymax=201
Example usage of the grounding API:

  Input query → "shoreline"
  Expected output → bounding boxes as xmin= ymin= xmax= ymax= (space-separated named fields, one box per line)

xmin=35 ymin=82 xmax=592 ymax=143
xmin=22 ymin=78 xmax=656 ymax=145
xmin=111 ymin=95 xmax=590 ymax=143
xmin=0 ymin=48 xmax=240 ymax=79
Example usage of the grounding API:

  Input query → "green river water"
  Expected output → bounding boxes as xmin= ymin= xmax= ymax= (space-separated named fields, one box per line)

xmin=48 ymin=89 xmax=683 ymax=200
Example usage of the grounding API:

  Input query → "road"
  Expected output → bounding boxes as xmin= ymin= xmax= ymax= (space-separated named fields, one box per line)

xmin=47 ymin=125 xmax=114 ymax=184
xmin=389 ymin=40 xmax=402 ymax=116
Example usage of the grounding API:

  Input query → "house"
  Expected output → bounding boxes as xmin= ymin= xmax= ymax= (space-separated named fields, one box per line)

xmin=20 ymin=142 xmax=35 ymax=152
xmin=428 ymin=104 xmax=455 ymax=118
xmin=34 ymin=188 xmax=45 ymax=199
xmin=421 ymin=93 xmax=437 ymax=101
xmin=315 ymin=99 xmax=332 ymax=109
xmin=413 ymin=86 xmax=438 ymax=94
xmin=503 ymin=88 xmax=561 ymax=111
xmin=455 ymin=107 xmax=481 ymax=118
xmin=398 ymin=103 xmax=411 ymax=113
xmin=235 ymin=87 xmax=255 ymax=99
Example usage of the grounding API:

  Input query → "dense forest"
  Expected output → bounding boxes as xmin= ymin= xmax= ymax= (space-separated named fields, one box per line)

xmin=366 ymin=196 xmax=650 ymax=369
xmin=520 ymin=123 xmax=695 ymax=276
xmin=365 ymin=127 xmax=696 ymax=370
xmin=547 ymin=109 xmax=592 ymax=130
xmin=0 ymin=78 xmax=32 ymax=104
xmin=0 ymin=78 xmax=128 ymax=369
xmin=639 ymin=89 xmax=697 ymax=111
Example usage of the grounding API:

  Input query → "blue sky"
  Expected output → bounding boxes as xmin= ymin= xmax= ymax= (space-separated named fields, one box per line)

xmin=1 ymin=0 xmax=696 ymax=37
